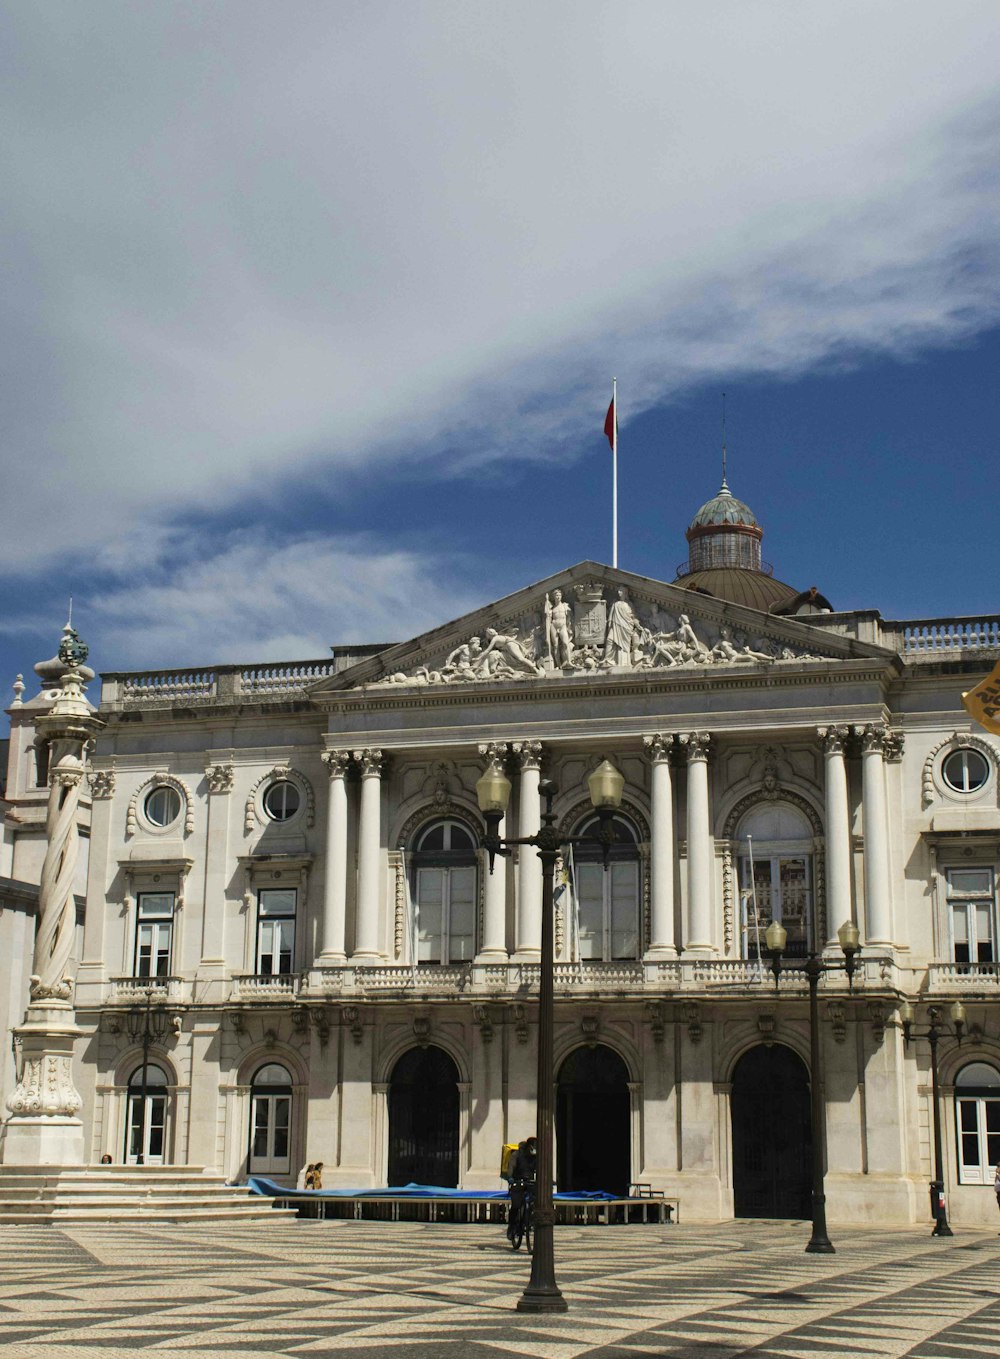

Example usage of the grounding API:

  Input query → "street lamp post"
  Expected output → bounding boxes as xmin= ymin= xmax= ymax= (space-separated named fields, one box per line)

xmin=765 ymin=917 xmax=861 ymax=1254
xmin=125 ymin=990 xmax=170 ymax=1165
xmin=900 ymin=1000 xmax=966 ymax=1237
xmin=476 ymin=757 xmax=624 ymax=1315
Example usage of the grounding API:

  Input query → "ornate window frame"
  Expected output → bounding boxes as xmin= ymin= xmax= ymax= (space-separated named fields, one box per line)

xmin=244 ymin=767 xmax=315 ymax=834
xmin=395 ymin=807 xmax=482 ymax=966
xmin=923 ymin=732 xmax=999 ymax=808
xmin=722 ymin=789 xmax=826 ymax=958
xmin=127 ymin=772 xmax=194 ymax=837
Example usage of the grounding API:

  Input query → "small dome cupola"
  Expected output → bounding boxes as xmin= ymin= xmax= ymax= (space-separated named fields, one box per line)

xmin=684 ymin=478 xmax=764 ymax=572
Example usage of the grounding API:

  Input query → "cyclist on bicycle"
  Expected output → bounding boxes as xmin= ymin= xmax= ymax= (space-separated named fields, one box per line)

xmin=506 ymin=1136 xmax=537 ymax=1244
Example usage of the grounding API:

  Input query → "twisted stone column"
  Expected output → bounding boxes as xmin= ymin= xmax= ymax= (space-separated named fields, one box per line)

xmin=4 ymin=627 xmax=104 ymax=1165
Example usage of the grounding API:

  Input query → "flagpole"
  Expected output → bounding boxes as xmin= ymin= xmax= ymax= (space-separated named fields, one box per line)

xmin=612 ymin=376 xmax=618 ymax=568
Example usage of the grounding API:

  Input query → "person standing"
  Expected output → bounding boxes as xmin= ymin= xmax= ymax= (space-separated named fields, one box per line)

xmin=994 ymin=1163 xmax=1000 ymax=1217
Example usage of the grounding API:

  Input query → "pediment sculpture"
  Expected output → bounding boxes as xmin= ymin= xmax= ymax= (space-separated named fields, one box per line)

xmin=368 ymin=582 xmax=824 ymax=688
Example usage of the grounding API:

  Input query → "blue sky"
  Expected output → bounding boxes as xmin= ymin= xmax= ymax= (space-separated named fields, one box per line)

xmin=2 ymin=3 xmax=1000 ymax=721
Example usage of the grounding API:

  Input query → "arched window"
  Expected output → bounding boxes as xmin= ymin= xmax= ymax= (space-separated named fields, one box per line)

xmin=250 ymin=1063 xmax=293 ymax=1177
xmin=572 ymin=813 xmax=641 ymax=961
xmin=738 ymin=803 xmax=814 ymax=959
xmin=410 ymin=819 xmax=478 ymax=963
xmin=126 ymin=1064 xmax=169 ymax=1165
xmin=955 ymin=1062 xmax=1000 ymax=1185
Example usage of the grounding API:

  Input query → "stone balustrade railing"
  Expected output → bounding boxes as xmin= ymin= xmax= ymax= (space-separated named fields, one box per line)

xmin=881 ymin=615 xmax=1000 ymax=655
xmin=927 ymin=962 xmax=1000 ymax=991
xmin=90 ymin=957 xmax=985 ymax=1008
xmin=101 ymin=659 xmax=337 ymax=708
xmin=108 ymin=976 xmax=186 ymax=1003
xmin=230 ymin=973 xmax=302 ymax=1000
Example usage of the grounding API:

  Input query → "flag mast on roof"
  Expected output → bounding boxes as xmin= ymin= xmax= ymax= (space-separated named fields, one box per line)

xmin=603 ymin=378 xmax=618 ymax=568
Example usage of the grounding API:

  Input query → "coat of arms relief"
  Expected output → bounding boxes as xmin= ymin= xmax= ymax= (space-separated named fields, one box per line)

xmin=370 ymin=582 xmax=821 ymax=688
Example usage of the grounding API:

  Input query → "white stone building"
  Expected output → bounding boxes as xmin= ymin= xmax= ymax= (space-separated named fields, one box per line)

xmin=4 ymin=481 xmax=1000 ymax=1226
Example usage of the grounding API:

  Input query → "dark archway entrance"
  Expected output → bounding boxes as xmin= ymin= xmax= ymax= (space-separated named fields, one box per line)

xmin=387 ymin=1045 xmax=459 ymax=1187
xmin=732 ymin=1044 xmax=811 ymax=1219
xmin=557 ymin=1044 xmax=630 ymax=1196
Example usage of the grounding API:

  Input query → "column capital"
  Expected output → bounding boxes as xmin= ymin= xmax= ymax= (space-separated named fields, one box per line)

xmin=321 ymin=749 xmax=351 ymax=779
xmin=353 ymin=748 xmax=384 ymax=778
xmin=818 ymin=724 xmax=850 ymax=755
xmin=512 ymin=740 xmax=543 ymax=771
xmin=643 ymin=733 xmax=675 ymax=764
xmin=883 ymin=730 xmax=905 ymax=762
xmin=860 ymin=722 xmax=888 ymax=755
xmin=478 ymin=741 xmax=509 ymax=771
xmin=678 ymin=731 xmax=711 ymax=763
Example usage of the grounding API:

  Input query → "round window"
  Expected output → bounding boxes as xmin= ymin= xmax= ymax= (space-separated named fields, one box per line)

xmin=263 ymin=781 xmax=300 ymax=821
xmin=942 ymin=749 xmax=990 ymax=794
xmin=145 ymin=785 xmax=181 ymax=828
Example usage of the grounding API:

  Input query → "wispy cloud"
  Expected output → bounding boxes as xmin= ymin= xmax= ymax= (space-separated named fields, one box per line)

xmin=2 ymin=3 xmax=1000 ymax=669
xmin=82 ymin=530 xmax=479 ymax=669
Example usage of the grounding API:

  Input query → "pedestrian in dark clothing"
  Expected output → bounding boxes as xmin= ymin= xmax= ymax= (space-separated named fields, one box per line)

xmin=507 ymin=1137 xmax=537 ymax=1242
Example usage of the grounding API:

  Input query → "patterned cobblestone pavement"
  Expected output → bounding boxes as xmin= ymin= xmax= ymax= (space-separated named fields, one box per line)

xmin=0 ymin=1217 xmax=999 ymax=1358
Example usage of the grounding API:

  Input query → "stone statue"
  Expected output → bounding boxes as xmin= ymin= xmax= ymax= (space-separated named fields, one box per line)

xmin=545 ymin=589 xmax=574 ymax=667
xmin=443 ymin=636 xmax=483 ymax=679
xmin=603 ymin=587 xmax=644 ymax=666
xmin=710 ymin=625 xmax=774 ymax=665
xmin=675 ymin=614 xmax=710 ymax=662
xmin=476 ymin=627 xmax=543 ymax=676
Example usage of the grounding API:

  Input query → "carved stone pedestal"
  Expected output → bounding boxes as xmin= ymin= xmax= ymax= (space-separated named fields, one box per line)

xmin=2 ymin=1002 xmax=85 ymax=1166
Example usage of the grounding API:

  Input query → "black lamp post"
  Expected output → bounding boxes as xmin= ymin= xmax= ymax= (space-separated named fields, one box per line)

xmin=900 ymin=1000 xmax=966 ymax=1237
xmin=125 ymin=990 xmax=170 ymax=1165
xmin=476 ymin=757 xmax=624 ymax=1315
xmin=765 ymin=916 xmax=861 ymax=1254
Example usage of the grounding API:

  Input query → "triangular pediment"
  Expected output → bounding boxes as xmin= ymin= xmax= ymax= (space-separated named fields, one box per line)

xmin=312 ymin=562 xmax=896 ymax=697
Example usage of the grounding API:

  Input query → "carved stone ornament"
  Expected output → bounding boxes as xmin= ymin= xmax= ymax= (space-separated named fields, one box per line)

xmin=684 ymin=1002 xmax=702 ymax=1043
xmin=342 ymin=1006 xmax=364 ymax=1044
xmin=646 ymin=1000 xmax=666 ymax=1043
xmin=354 ymin=748 xmax=384 ymax=779
xmin=322 ymin=749 xmax=351 ymax=779
xmin=512 ymin=740 xmax=543 ymax=772
xmin=413 ymin=1015 xmax=431 ymax=1047
xmin=581 ymin=1013 xmax=600 ymax=1047
xmin=757 ymin=1013 xmax=776 ymax=1045
xmin=473 ymin=1004 xmax=495 ymax=1044
xmin=366 ymin=588 xmax=826 ymax=688
xmin=818 ymin=725 xmax=850 ymax=756
xmin=478 ymin=741 xmax=509 ymax=774
xmin=679 ymin=731 xmax=711 ymax=763
xmin=643 ymin=733 xmax=675 ymax=764
xmin=6 ymin=1051 xmax=83 ymax=1118
xmin=206 ymin=763 xmax=234 ymax=794
xmin=861 ymin=724 xmax=888 ymax=755
xmin=88 ymin=767 xmax=116 ymax=799
xmin=828 ymin=1001 xmax=847 ymax=1043
xmin=511 ymin=1003 xmax=528 ymax=1045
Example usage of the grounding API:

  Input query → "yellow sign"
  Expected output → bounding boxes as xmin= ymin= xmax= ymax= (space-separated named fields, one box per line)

xmin=962 ymin=658 xmax=1000 ymax=736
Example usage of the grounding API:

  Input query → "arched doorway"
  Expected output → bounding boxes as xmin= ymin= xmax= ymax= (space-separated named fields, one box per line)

xmin=387 ymin=1046 xmax=460 ymax=1187
xmin=125 ymin=1063 xmax=169 ymax=1165
xmin=249 ymin=1062 xmax=293 ymax=1177
xmin=732 ymin=1044 xmax=811 ymax=1218
xmin=557 ymin=1044 xmax=630 ymax=1196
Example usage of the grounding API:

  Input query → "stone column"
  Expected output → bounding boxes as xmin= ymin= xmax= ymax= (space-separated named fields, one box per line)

xmin=476 ymin=743 xmax=509 ymax=961
xmin=352 ymin=749 xmax=383 ymax=962
xmin=819 ymin=726 xmax=853 ymax=946
xmin=861 ymin=724 xmax=892 ymax=946
xmin=3 ymin=624 xmax=103 ymax=1165
xmin=318 ymin=751 xmax=350 ymax=963
xmin=680 ymin=732 xmax=713 ymax=954
xmin=200 ymin=763 xmax=234 ymax=978
xmin=644 ymin=734 xmax=676 ymax=958
xmin=513 ymin=741 xmax=542 ymax=960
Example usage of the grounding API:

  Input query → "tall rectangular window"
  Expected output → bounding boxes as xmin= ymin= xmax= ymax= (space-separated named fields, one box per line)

xmin=414 ymin=865 xmax=475 ymax=963
xmin=257 ymin=888 xmax=297 ymax=975
xmin=135 ymin=893 xmax=175 ymax=977
xmin=741 ymin=856 xmax=813 ymax=958
xmin=947 ymin=868 xmax=996 ymax=967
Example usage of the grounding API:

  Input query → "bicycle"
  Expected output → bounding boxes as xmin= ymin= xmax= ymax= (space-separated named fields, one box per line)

xmin=507 ymin=1179 xmax=534 ymax=1253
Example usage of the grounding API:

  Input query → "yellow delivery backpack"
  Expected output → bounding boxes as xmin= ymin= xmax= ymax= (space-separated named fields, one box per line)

xmin=500 ymin=1143 xmax=520 ymax=1183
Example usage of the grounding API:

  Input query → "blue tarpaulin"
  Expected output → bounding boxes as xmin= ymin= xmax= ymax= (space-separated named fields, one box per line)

xmin=246 ymin=1177 xmax=616 ymax=1201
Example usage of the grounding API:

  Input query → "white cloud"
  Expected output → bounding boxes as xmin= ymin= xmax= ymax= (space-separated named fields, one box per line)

xmin=80 ymin=530 xmax=483 ymax=670
xmin=2 ymin=1 xmax=1000 ymax=570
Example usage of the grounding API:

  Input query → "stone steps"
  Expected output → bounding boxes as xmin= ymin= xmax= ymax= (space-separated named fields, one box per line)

xmin=0 ymin=1165 xmax=297 ymax=1224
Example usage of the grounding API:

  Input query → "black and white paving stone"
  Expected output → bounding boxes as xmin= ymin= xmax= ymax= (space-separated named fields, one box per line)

xmin=0 ymin=1219 xmax=999 ymax=1358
